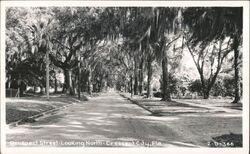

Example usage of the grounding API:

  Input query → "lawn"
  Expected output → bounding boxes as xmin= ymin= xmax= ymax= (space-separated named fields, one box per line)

xmin=6 ymin=94 xmax=88 ymax=124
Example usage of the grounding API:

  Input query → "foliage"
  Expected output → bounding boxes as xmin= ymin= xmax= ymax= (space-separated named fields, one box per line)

xmin=5 ymin=7 xmax=243 ymax=101
xmin=188 ymin=79 xmax=203 ymax=96
xmin=183 ymin=7 xmax=242 ymax=99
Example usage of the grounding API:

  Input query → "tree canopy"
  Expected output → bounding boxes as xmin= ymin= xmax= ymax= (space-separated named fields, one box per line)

xmin=6 ymin=7 xmax=243 ymax=103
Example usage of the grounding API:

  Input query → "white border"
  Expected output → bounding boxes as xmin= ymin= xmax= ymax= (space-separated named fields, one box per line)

xmin=0 ymin=0 xmax=249 ymax=7
xmin=1 ymin=1 xmax=249 ymax=154
xmin=242 ymin=1 xmax=249 ymax=151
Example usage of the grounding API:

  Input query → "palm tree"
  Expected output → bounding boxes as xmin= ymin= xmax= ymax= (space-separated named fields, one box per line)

xmin=6 ymin=7 xmax=53 ymax=97
xmin=28 ymin=13 xmax=54 ymax=99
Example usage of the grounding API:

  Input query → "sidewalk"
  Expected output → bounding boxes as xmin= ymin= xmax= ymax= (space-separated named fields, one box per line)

xmin=6 ymin=94 xmax=89 ymax=126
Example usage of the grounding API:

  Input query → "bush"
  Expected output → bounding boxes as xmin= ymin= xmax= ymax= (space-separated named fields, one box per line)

xmin=188 ymin=77 xmax=239 ymax=97
xmin=211 ymin=80 xmax=226 ymax=97
xmin=188 ymin=79 xmax=203 ymax=96
xmin=153 ymin=91 xmax=162 ymax=98
xmin=159 ymin=74 xmax=180 ymax=96
xmin=223 ymin=77 xmax=235 ymax=97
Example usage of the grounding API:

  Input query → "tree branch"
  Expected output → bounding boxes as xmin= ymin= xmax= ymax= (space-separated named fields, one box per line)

xmin=52 ymin=38 xmax=71 ymax=51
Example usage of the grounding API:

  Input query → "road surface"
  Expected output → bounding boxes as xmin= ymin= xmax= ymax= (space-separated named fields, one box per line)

xmin=6 ymin=92 xmax=242 ymax=147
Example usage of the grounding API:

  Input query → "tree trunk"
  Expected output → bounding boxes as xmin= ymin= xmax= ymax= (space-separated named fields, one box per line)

xmin=203 ymin=90 xmax=210 ymax=99
xmin=205 ymin=72 xmax=221 ymax=99
xmin=70 ymin=70 xmax=75 ymax=95
xmin=128 ymin=81 xmax=130 ymax=93
xmin=134 ymin=67 xmax=138 ymax=95
xmin=78 ymin=65 xmax=81 ymax=99
xmin=7 ymin=74 xmax=11 ymax=89
xmin=98 ymin=75 xmax=103 ymax=92
xmin=161 ymin=57 xmax=171 ymax=101
xmin=62 ymin=70 xmax=67 ymax=93
xmin=64 ymin=69 xmax=75 ymax=95
xmin=124 ymin=82 xmax=127 ymax=92
xmin=130 ymin=75 xmax=133 ymax=97
xmin=63 ymin=69 xmax=68 ymax=93
xmin=232 ymin=37 xmax=241 ymax=103
xmin=88 ymin=69 xmax=93 ymax=95
xmin=40 ymin=86 xmax=43 ymax=94
xmin=18 ymin=74 xmax=21 ymax=97
xmin=202 ymin=80 xmax=210 ymax=99
xmin=46 ymin=50 xmax=49 ymax=100
xmin=147 ymin=58 xmax=153 ymax=98
xmin=73 ymin=73 xmax=77 ymax=94
xmin=139 ymin=59 xmax=144 ymax=96
xmin=198 ymin=71 xmax=209 ymax=99
xmin=54 ymin=73 xmax=57 ymax=93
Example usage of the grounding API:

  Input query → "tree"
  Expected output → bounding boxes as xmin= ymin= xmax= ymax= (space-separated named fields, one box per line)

xmin=184 ymin=38 xmax=232 ymax=99
xmin=120 ymin=8 xmax=150 ymax=97
xmin=49 ymin=7 xmax=108 ymax=95
xmin=6 ymin=7 xmax=242 ymax=103
xmin=120 ymin=7 xmax=183 ymax=100
xmin=183 ymin=7 xmax=242 ymax=99
xmin=141 ymin=8 xmax=182 ymax=101
xmin=230 ymin=8 xmax=242 ymax=103
xmin=48 ymin=7 xmax=86 ymax=95
xmin=6 ymin=7 xmax=53 ymax=96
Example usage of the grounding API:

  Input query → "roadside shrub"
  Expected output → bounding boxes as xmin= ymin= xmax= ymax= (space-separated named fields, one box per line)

xmin=211 ymin=80 xmax=226 ymax=97
xmin=159 ymin=74 xmax=180 ymax=96
xmin=188 ymin=79 xmax=203 ymax=96
xmin=223 ymin=77 xmax=235 ymax=97
xmin=154 ymin=91 xmax=162 ymax=98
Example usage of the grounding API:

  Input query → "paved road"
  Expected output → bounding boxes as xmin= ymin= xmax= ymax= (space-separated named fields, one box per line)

xmin=6 ymin=92 xmax=242 ymax=147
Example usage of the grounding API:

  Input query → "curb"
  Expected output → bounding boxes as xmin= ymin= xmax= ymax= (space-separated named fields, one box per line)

xmin=119 ymin=93 xmax=157 ymax=115
xmin=7 ymin=100 xmax=79 ymax=128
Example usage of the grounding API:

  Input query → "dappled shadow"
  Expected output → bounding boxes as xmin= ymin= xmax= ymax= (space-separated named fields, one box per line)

xmin=137 ymin=101 xmax=210 ymax=116
xmin=178 ymin=99 xmax=243 ymax=111
xmin=120 ymin=93 xmax=212 ymax=117
xmin=219 ymin=105 xmax=242 ymax=110
xmin=7 ymin=93 xmax=187 ymax=147
xmin=6 ymin=92 xmax=242 ymax=148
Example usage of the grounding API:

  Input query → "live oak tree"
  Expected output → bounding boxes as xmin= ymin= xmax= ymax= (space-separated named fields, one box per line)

xmin=121 ymin=8 xmax=169 ymax=99
xmin=48 ymin=7 xmax=86 ymax=95
xmin=183 ymin=7 xmax=242 ymax=100
xmin=184 ymin=38 xmax=233 ymax=99
xmin=49 ymin=7 xmax=107 ymax=95
xmin=125 ymin=7 xmax=183 ymax=100
xmin=6 ymin=7 xmax=243 ymax=102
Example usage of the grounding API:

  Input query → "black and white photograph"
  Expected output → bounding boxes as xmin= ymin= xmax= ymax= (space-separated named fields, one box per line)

xmin=1 ymin=1 xmax=249 ymax=154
